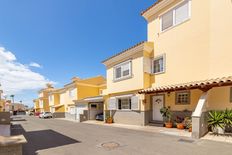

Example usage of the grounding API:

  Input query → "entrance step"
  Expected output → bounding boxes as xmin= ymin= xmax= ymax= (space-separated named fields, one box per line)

xmin=149 ymin=121 xmax=164 ymax=127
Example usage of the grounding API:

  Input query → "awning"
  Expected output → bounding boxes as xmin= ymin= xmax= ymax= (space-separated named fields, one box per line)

xmin=139 ymin=76 xmax=232 ymax=94
xmin=52 ymin=104 xmax=64 ymax=108
xmin=74 ymin=96 xmax=104 ymax=104
xmin=67 ymin=103 xmax=75 ymax=106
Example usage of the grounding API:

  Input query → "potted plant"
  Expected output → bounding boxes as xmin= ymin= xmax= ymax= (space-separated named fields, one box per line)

xmin=160 ymin=106 xmax=172 ymax=128
xmin=208 ymin=111 xmax=225 ymax=134
xmin=183 ymin=117 xmax=192 ymax=132
xmin=105 ymin=116 xmax=113 ymax=124
xmin=175 ymin=116 xmax=184 ymax=130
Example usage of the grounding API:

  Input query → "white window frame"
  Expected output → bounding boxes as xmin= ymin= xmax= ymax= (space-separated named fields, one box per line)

xmin=49 ymin=95 xmax=53 ymax=103
xmin=117 ymin=97 xmax=132 ymax=110
xmin=160 ymin=0 xmax=191 ymax=32
xmin=39 ymin=100 xmax=43 ymax=108
xmin=69 ymin=88 xmax=76 ymax=99
xmin=152 ymin=54 xmax=166 ymax=75
xmin=113 ymin=60 xmax=132 ymax=81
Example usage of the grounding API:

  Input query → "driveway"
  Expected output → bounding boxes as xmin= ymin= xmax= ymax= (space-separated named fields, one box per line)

xmin=11 ymin=116 xmax=232 ymax=155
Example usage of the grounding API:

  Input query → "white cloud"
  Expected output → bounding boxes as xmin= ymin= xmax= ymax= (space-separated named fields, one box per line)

xmin=0 ymin=47 xmax=54 ymax=97
xmin=29 ymin=62 xmax=42 ymax=68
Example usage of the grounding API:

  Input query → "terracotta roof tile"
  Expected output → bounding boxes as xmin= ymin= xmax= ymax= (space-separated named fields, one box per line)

xmin=139 ymin=76 xmax=232 ymax=94
xmin=141 ymin=0 xmax=164 ymax=16
xmin=102 ymin=41 xmax=145 ymax=64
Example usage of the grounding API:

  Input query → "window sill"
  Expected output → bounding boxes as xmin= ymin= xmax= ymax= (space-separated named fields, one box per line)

xmin=113 ymin=75 xmax=133 ymax=83
xmin=159 ymin=18 xmax=190 ymax=35
xmin=117 ymin=109 xmax=132 ymax=111
xmin=175 ymin=103 xmax=190 ymax=105
xmin=151 ymin=71 xmax=165 ymax=75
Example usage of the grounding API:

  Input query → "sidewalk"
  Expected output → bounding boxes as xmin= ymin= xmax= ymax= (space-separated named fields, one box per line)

xmin=202 ymin=132 xmax=232 ymax=144
xmin=56 ymin=119 xmax=232 ymax=144
xmin=83 ymin=120 xmax=192 ymax=138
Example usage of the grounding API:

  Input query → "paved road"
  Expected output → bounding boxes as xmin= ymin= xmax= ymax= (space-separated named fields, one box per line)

xmin=11 ymin=116 xmax=232 ymax=155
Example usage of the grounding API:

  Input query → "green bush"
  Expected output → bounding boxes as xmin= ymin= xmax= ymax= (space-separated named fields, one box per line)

xmin=208 ymin=111 xmax=225 ymax=129
xmin=223 ymin=109 xmax=232 ymax=127
xmin=208 ymin=109 xmax=232 ymax=130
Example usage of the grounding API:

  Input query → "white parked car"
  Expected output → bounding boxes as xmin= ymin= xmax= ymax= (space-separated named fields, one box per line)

xmin=39 ymin=112 xmax=53 ymax=119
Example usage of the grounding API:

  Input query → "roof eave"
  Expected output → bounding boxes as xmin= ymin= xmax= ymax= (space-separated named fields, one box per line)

xmin=102 ymin=41 xmax=153 ymax=66
xmin=141 ymin=0 xmax=176 ymax=21
xmin=139 ymin=76 xmax=232 ymax=94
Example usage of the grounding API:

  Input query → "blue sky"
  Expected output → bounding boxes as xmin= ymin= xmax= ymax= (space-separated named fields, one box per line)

xmin=0 ymin=0 xmax=156 ymax=107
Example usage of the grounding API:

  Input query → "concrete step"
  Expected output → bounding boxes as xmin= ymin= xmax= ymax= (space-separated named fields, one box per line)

xmin=149 ymin=121 xmax=164 ymax=127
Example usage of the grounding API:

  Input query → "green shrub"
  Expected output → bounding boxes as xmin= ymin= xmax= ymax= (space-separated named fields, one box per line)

xmin=223 ymin=109 xmax=232 ymax=127
xmin=208 ymin=111 xmax=225 ymax=129
xmin=208 ymin=109 xmax=232 ymax=130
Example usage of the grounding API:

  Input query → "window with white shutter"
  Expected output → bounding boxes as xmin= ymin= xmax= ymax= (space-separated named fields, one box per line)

xmin=114 ymin=60 xmax=132 ymax=81
xmin=144 ymin=57 xmax=152 ymax=73
xmin=131 ymin=96 xmax=139 ymax=110
xmin=69 ymin=107 xmax=75 ymax=114
xmin=49 ymin=95 xmax=53 ymax=103
xmin=161 ymin=0 xmax=190 ymax=31
xmin=108 ymin=98 xmax=117 ymax=110
xmin=161 ymin=10 xmax=173 ymax=31
xmin=175 ymin=1 xmax=189 ymax=25
xmin=69 ymin=88 xmax=77 ymax=99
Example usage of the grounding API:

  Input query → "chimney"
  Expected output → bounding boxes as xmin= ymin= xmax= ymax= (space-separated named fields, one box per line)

xmin=46 ymin=83 xmax=53 ymax=88
xmin=71 ymin=77 xmax=81 ymax=82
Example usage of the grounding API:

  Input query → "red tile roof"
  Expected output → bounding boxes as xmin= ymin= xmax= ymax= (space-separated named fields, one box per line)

xmin=141 ymin=0 xmax=164 ymax=16
xmin=139 ymin=76 xmax=232 ymax=94
xmin=102 ymin=41 xmax=145 ymax=64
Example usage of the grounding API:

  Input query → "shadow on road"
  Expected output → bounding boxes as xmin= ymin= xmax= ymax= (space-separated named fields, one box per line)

xmin=11 ymin=124 xmax=80 ymax=155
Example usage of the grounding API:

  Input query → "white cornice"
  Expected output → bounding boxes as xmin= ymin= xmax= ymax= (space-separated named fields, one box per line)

xmin=142 ymin=0 xmax=176 ymax=21
xmin=103 ymin=42 xmax=153 ymax=67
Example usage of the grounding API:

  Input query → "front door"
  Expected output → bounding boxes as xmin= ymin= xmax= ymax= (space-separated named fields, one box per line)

xmin=152 ymin=95 xmax=164 ymax=121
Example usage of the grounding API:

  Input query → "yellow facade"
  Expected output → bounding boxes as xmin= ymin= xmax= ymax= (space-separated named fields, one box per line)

xmin=143 ymin=0 xmax=232 ymax=86
xmin=33 ymin=99 xmax=40 ymax=112
xmin=103 ymin=42 xmax=153 ymax=95
xmin=0 ymin=100 xmax=5 ymax=112
xmin=34 ymin=84 xmax=54 ymax=113
xmin=54 ymin=76 xmax=106 ymax=114
xmin=141 ymin=0 xmax=232 ymax=111
xmin=101 ymin=0 xmax=232 ymax=126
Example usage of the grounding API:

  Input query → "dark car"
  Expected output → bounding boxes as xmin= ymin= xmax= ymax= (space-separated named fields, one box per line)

xmin=95 ymin=113 xmax=104 ymax=121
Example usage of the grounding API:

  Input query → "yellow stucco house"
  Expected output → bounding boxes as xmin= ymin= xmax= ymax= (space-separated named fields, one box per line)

xmin=102 ymin=0 xmax=232 ymax=138
xmin=48 ymin=88 xmax=65 ymax=118
xmin=0 ymin=100 xmax=5 ymax=112
xmin=0 ymin=88 xmax=5 ymax=112
xmin=47 ymin=76 xmax=106 ymax=120
xmin=35 ymin=84 xmax=54 ymax=113
xmin=33 ymin=99 xmax=40 ymax=113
